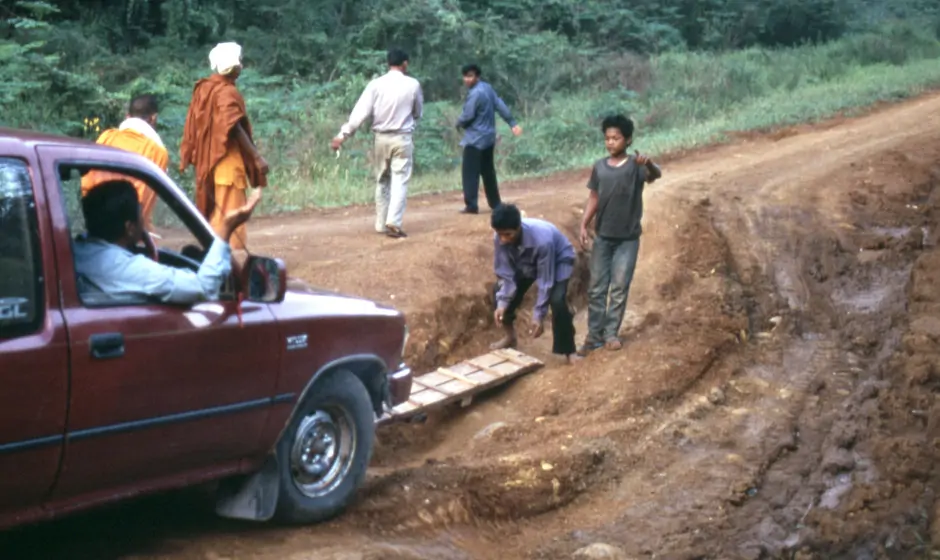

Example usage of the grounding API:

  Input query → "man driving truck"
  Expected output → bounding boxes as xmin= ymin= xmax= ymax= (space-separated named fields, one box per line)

xmin=73 ymin=179 xmax=260 ymax=304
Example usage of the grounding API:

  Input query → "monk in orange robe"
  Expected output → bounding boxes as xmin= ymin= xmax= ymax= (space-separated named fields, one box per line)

xmin=179 ymin=42 xmax=268 ymax=251
xmin=81 ymin=94 xmax=168 ymax=230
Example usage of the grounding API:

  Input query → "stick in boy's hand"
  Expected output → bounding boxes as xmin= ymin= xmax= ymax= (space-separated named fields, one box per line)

xmin=634 ymin=150 xmax=649 ymax=165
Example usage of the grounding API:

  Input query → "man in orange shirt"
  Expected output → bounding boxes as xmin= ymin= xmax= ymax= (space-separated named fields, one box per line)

xmin=180 ymin=42 xmax=268 ymax=251
xmin=81 ymin=94 xmax=168 ymax=230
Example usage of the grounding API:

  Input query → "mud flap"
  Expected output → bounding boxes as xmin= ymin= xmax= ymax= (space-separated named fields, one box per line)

xmin=214 ymin=455 xmax=280 ymax=521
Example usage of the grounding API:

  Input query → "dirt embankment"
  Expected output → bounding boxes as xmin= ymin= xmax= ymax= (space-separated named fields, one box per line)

xmin=362 ymin=193 xmax=750 ymax=539
xmin=534 ymin=130 xmax=940 ymax=560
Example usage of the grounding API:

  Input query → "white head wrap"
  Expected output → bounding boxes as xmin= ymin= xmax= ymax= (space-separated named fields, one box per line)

xmin=209 ymin=42 xmax=242 ymax=75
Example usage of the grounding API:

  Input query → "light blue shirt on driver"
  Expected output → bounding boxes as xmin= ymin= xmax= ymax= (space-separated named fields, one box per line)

xmin=73 ymin=237 xmax=232 ymax=304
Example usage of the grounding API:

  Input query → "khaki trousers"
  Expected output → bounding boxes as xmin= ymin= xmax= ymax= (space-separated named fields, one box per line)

xmin=372 ymin=132 xmax=413 ymax=231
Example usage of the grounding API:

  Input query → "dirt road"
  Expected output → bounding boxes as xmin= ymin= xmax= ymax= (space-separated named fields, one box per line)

xmin=5 ymin=92 xmax=940 ymax=559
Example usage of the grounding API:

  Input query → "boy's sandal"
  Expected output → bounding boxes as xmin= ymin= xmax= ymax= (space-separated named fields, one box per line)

xmin=577 ymin=341 xmax=603 ymax=356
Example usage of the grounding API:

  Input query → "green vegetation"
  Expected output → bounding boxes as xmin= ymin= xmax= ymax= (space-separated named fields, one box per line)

xmin=2 ymin=0 xmax=940 ymax=213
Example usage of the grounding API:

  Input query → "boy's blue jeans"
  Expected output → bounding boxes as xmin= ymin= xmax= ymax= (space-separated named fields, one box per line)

xmin=585 ymin=236 xmax=640 ymax=345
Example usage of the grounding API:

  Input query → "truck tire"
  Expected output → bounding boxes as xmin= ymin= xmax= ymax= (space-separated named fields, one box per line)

xmin=274 ymin=369 xmax=375 ymax=524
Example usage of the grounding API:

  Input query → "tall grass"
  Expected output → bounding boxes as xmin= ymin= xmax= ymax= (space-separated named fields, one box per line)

xmin=257 ymin=23 xmax=940 ymax=212
xmin=5 ymin=23 xmax=940 ymax=216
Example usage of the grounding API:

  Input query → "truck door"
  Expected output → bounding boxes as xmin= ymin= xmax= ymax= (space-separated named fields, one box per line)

xmin=36 ymin=146 xmax=283 ymax=501
xmin=0 ymin=151 xmax=69 ymax=522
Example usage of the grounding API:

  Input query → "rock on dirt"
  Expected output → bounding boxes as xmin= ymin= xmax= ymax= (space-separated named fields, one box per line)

xmin=821 ymin=448 xmax=856 ymax=475
xmin=573 ymin=543 xmax=631 ymax=559
xmin=474 ymin=421 xmax=509 ymax=440
xmin=708 ymin=387 xmax=726 ymax=405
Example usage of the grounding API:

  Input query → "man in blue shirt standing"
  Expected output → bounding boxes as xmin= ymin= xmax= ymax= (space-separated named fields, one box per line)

xmin=456 ymin=64 xmax=522 ymax=215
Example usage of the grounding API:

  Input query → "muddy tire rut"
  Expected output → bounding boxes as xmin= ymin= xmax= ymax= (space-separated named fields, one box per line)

xmin=716 ymin=153 xmax=940 ymax=560
xmin=641 ymin=158 xmax=933 ymax=558
xmin=521 ymin=131 xmax=940 ymax=558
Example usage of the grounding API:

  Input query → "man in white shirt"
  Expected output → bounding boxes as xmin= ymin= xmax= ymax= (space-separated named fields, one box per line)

xmin=74 ymin=180 xmax=260 ymax=304
xmin=331 ymin=48 xmax=424 ymax=238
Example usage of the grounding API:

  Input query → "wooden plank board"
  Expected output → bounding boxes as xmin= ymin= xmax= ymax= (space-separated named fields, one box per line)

xmin=438 ymin=379 xmax=472 ymax=395
xmin=448 ymin=362 xmax=480 ymax=376
xmin=408 ymin=390 xmax=443 ymax=406
xmin=492 ymin=348 xmax=542 ymax=367
xmin=471 ymin=353 xmax=505 ymax=368
xmin=436 ymin=366 xmax=478 ymax=387
xmin=378 ymin=349 xmax=544 ymax=424
xmin=466 ymin=371 xmax=498 ymax=384
xmin=465 ymin=359 xmax=511 ymax=379
xmin=411 ymin=377 xmax=457 ymax=396
xmin=393 ymin=401 xmax=419 ymax=414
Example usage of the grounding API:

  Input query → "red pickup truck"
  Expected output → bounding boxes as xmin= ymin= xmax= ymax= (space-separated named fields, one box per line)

xmin=0 ymin=128 xmax=412 ymax=529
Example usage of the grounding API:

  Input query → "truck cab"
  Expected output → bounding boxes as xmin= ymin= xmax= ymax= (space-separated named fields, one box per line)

xmin=0 ymin=128 xmax=412 ymax=528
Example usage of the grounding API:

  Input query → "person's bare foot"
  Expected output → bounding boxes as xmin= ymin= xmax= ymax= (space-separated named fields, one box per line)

xmin=489 ymin=326 xmax=517 ymax=350
xmin=566 ymin=353 xmax=583 ymax=365
xmin=605 ymin=338 xmax=623 ymax=351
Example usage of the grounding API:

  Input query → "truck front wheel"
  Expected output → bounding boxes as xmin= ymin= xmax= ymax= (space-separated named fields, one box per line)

xmin=274 ymin=369 xmax=375 ymax=524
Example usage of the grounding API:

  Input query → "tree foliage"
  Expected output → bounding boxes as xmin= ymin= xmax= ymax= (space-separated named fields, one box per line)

xmin=5 ymin=0 xmax=934 ymax=85
xmin=1 ymin=0 xmax=938 ymax=214
xmin=0 ymin=0 xmax=937 ymax=134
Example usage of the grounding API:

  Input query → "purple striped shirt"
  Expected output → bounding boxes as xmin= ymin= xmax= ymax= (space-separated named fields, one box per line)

xmin=493 ymin=218 xmax=575 ymax=323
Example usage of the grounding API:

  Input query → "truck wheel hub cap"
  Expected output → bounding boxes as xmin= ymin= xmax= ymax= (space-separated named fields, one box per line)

xmin=290 ymin=408 xmax=355 ymax=497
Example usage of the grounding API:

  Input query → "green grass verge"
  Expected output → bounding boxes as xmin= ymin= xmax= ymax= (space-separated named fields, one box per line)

xmin=265 ymin=59 xmax=940 ymax=213
xmin=263 ymin=44 xmax=940 ymax=213
xmin=6 ymin=23 xmax=939 ymax=218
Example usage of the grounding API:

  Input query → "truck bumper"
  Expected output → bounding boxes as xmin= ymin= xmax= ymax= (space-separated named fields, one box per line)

xmin=387 ymin=363 xmax=413 ymax=406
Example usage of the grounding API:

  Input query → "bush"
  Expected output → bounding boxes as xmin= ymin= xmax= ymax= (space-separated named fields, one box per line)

xmin=758 ymin=0 xmax=850 ymax=46
xmin=2 ymin=1 xmax=940 ymax=213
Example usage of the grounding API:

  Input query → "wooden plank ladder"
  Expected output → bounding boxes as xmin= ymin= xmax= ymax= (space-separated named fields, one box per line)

xmin=377 ymin=348 xmax=543 ymax=424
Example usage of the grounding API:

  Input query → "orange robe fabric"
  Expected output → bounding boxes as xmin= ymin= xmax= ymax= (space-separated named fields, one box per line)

xmin=211 ymin=142 xmax=249 ymax=249
xmin=80 ymin=129 xmax=168 ymax=230
xmin=179 ymin=73 xmax=266 ymax=250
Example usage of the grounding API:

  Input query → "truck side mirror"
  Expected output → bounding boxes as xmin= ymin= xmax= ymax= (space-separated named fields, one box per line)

xmin=243 ymin=256 xmax=287 ymax=303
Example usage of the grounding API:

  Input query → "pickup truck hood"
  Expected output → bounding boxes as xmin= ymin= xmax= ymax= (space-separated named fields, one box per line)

xmin=272 ymin=278 xmax=401 ymax=320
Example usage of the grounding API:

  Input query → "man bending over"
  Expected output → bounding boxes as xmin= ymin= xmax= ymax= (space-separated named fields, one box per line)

xmin=490 ymin=203 xmax=580 ymax=364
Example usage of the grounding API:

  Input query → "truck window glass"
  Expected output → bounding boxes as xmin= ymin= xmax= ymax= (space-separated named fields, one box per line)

xmin=0 ymin=158 xmax=43 ymax=338
xmin=56 ymin=166 xmax=200 ymax=256
xmin=56 ymin=164 xmax=221 ymax=307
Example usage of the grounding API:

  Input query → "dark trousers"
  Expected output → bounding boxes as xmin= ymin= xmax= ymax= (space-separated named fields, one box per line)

xmin=462 ymin=145 xmax=500 ymax=211
xmin=586 ymin=237 xmax=640 ymax=344
xmin=493 ymin=276 xmax=576 ymax=355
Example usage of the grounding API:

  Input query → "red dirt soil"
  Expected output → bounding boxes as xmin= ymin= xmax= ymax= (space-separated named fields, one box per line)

xmin=5 ymin=92 xmax=940 ymax=559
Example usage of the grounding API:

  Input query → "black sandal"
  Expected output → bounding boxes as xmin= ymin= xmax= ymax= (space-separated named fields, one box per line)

xmin=577 ymin=341 xmax=603 ymax=356
xmin=385 ymin=225 xmax=408 ymax=238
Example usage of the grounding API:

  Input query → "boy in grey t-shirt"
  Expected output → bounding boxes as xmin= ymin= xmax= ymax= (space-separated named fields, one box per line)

xmin=578 ymin=115 xmax=662 ymax=354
